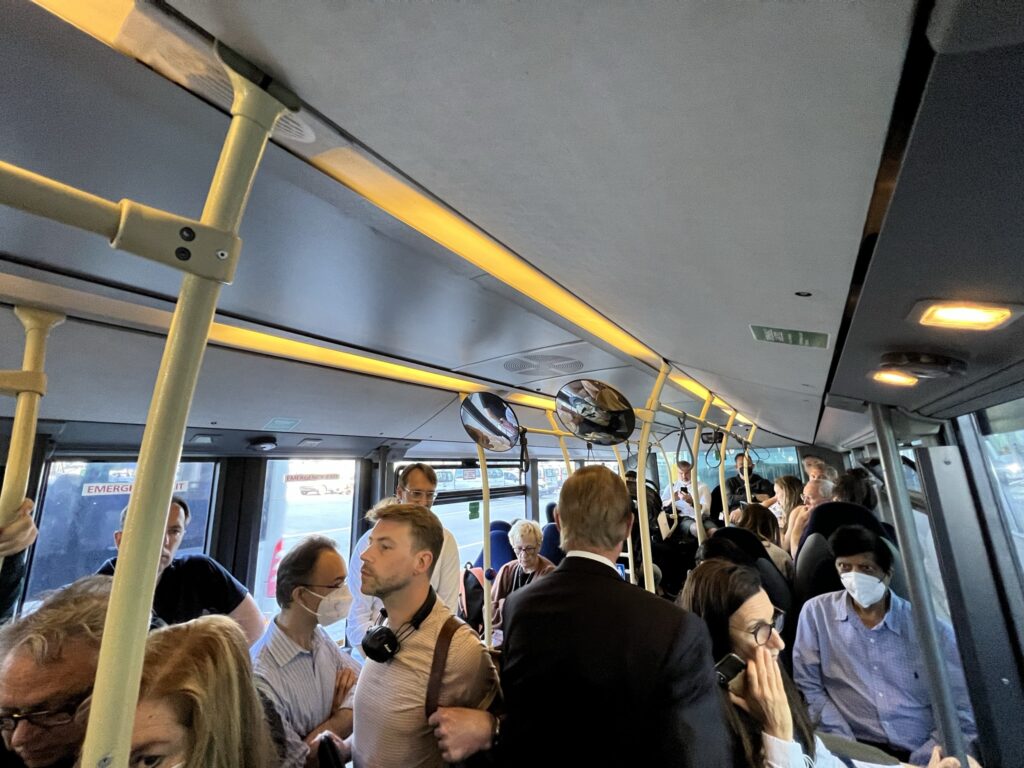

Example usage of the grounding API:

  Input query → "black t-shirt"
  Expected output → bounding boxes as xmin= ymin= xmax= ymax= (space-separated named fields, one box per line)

xmin=96 ymin=554 xmax=247 ymax=625
xmin=724 ymin=472 xmax=774 ymax=509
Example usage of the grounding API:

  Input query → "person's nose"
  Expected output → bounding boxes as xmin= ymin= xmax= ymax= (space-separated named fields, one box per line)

xmin=769 ymin=628 xmax=785 ymax=652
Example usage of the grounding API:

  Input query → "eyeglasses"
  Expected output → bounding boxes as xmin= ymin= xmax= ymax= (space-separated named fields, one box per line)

xmin=0 ymin=693 xmax=90 ymax=732
xmin=747 ymin=609 xmax=785 ymax=646
xmin=513 ymin=546 xmax=538 ymax=555
xmin=401 ymin=486 xmax=436 ymax=503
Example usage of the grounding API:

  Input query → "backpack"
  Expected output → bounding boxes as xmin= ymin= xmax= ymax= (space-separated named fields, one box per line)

xmin=457 ymin=562 xmax=486 ymax=635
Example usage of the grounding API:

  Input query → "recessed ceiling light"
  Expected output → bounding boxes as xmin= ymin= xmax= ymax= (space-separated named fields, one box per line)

xmin=872 ymin=370 xmax=919 ymax=387
xmin=298 ymin=437 xmax=323 ymax=447
xmin=794 ymin=291 xmax=812 ymax=297
xmin=911 ymin=300 xmax=1022 ymax=331
xmin=190 ymin=434 xmax=220 ymax=445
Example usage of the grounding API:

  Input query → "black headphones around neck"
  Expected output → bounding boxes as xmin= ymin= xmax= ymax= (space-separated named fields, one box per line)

xmin=361 ymin=587 xmax=437 ymax=663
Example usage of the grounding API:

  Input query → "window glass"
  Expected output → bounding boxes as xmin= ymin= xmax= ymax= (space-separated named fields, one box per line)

xmin=433 ymin=495 xmax=528 ymax=565
xmin=254 ymin=459 xmax=355 ymax=642
xmin=538 ymin=461 xmax=571 ymax=501
xmin=977 ymin=402 xmax=1024 ymax=575
xmin=24 ymin=460 xmax=217 ymax=609
xmin=397 ymin=462 xmax=524 ymax=493
xmin=650 ymin=446 xmax=800 ymax=496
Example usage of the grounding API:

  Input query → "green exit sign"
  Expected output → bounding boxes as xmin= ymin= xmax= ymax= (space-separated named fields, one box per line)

xmin=751 ymin=325 xmax=830 ymax=349
xmin=468 ymin=501 xmax=480 ymax=520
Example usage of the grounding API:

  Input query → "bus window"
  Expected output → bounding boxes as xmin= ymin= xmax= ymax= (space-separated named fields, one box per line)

xmin=978 ymin=398 xmax=1024 ymax=576
xmin=539 ymin=461 xmax=570 ymax=499
xmin=254 ymin=459 xmax=355 ymax=641
xmin=433 ymin=495 xmax=528 ymax=565
xmin=24 ymin=460 xmax=217 ymax=611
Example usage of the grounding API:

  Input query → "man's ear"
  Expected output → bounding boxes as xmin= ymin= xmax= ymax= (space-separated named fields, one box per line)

xmin=414 ymin=550 xmax=434 ymax=577
xmin=113 ymin=530 xmax=122 ymax=549
xmin=553 ymin=508 xmax=562 ymax=531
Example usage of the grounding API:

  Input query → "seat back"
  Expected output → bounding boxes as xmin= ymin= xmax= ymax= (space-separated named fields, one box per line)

xmin=472 ymin=529 xmax=516 ymax=570
xmin=793 ymin=532 xmax=841 ymax=605
xmin=539 ymin=522 xmax=564 ymax=566
xmin=490 ymin=519 xmax=512 ymax=534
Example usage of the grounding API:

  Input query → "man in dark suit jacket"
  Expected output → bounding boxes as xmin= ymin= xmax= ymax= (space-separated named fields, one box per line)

xmin=429 ymin=465 xmax=730 ymax=767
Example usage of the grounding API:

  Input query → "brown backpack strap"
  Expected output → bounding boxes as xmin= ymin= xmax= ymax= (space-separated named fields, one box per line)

xmin=425 ymin=615 xmax=462 ymax=719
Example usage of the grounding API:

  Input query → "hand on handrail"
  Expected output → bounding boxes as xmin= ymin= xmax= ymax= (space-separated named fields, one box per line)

xmin=0 ymin=499 xmax=37 ymax=557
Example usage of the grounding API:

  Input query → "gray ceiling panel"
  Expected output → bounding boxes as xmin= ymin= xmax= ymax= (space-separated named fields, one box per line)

xmin=829 ymin=41 xmax=1024 ymax=420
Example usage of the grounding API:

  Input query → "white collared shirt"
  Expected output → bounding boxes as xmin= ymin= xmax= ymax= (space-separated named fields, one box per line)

xmin=565 ymin=550 xmax=619 ymax=573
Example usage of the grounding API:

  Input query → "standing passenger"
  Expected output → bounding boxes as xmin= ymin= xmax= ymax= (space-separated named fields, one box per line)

xmin=348 ymin=504 xmax=498 ymax=767
xmin=98 ymin=497 xmax=265 ymax=645
xmin=430 ymin=466 xmax=730 ymax=767
xmin=0 ymin=499 xmax=38 ymax=624
xmin=346 ymin=464 xmax=461 ymax=662
xmin=250 ymin=535 xmax=360 ymax=768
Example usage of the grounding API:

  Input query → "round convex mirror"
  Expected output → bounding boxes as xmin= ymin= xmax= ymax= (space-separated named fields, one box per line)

xmin=554 ymin=379 xmax=636 ymax=446
xmin=460 ymin=392 xmax=521 ymax=452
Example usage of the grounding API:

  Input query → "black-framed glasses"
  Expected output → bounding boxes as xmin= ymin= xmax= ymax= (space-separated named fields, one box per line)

xmin=401 ymin=486 xmax=436 ymax=503
xmin=0 ymin=692 xmax=90 ymax=732
xmin=748 ymin=609 xmax=785 ymax=646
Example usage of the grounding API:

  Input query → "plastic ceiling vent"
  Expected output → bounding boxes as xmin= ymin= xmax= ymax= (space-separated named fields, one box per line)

xmin=502 ymin=354 xmax=585 ymax=376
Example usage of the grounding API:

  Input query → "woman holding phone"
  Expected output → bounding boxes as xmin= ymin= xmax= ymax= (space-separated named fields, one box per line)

xmin=679 ymin=560 xmax=977 ymax=768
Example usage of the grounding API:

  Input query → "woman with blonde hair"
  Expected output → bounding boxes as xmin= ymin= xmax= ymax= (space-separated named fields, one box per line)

xmin=129 ymin=614 xmax=277 ymax=768
xmin=769 ymin=475 xmax=803 ymax=533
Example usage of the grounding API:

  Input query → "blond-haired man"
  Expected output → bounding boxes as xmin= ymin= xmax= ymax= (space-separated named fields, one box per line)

xmin=430 ymin=466 xmax=729 ymax=767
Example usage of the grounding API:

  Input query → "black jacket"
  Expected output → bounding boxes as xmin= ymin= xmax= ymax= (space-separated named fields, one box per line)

xmin=498 ymin=555 xmax=730 ymax=767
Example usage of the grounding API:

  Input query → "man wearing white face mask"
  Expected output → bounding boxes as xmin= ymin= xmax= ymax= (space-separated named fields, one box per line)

xmin=793 ymin=526 xmax=978 ymax=766
xmin=251 ymin=535 xmax=360 ymax=768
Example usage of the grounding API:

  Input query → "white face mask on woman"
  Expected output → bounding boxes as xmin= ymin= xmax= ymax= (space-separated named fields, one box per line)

xmin=299 ymin=584 xmax=353 ymax=626
xmin=840 ymin=571 xmax=887 ymax=608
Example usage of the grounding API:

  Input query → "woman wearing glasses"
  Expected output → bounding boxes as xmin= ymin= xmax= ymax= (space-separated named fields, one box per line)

xmin=490 ymin=520 xmax=555 ymax=638
xmin=679 ymin=560 xmax=972 ymax=768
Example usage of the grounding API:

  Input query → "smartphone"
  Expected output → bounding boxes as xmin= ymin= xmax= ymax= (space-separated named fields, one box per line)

xmin=714 ymin=653 xmax=747 ymax=694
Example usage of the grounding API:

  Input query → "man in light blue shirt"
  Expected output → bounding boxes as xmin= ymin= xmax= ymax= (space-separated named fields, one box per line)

xmin=793 ymin=525 xmax=977 ymax=765
xmin=251 ymin=535 xmax=360 ymax=768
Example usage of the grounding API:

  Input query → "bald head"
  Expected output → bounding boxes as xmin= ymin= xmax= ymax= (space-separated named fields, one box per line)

xmin=803 ymin=479 xmax=833 ymax=507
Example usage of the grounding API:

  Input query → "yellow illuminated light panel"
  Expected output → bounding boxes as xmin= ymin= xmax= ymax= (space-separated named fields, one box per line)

xmin=32 ymin=0 xmax=135 ymax=47
xmin=208 ymin=323 xmax=490 ymax=394
xmin=872 ymin=370 xmax=918 ymax=387
xmin=506 ymin=392 xmax=557 ymax=411
xmin=311 ymin=148 xmax=661 ymax=368
xmin=918 ymin=302 xmax=1014 ymax=331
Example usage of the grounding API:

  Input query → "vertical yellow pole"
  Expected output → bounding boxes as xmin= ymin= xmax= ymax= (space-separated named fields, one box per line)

xmin=718 ymin=413 xmax=736 ymax=526
xmin=546 ymin=410 xmax=573 ymax=476
xmin=691 ymin=395 xmax=713 ymax=545
xmin=612 ymin=444 xmax=635 ymax=584
xmin=743 ymin=424 xmax=758 ymax=504
xmin=635 ymin=362 xmax=670 ymax=593
xmin=475 ymin=442 xmax=494 ymax=649
xmin=79 ymin=71 xmax=287 ymax=768
xmin=0 ymin=307 xmax=64 ymax=571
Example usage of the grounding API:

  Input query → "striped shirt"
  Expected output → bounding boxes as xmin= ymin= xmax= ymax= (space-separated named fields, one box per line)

xmin=251 ymin=618 xmax=360 ymax=768
xmin=351 ymin=598 xmax=499 ymax=768
xmin=793 ymin=590 xmax=976 ymax=766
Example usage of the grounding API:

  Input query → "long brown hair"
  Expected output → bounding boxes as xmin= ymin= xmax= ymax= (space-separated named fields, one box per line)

xmin=734 ymin=504 xmax=781 ymax=546
xmin=774 ymin=476 xmax=804 ymax=516
xmin=138 ymin=616 xmax=275 ymax=768
xmin=679 ymin=560 xmax=816 ymax=768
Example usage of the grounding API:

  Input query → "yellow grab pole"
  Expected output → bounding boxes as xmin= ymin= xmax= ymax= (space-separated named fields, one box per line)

xmin=653 ymin=435 xmax=678 ymax=538
xmin=743 ymin=424 xmax=759 ymax=504
xmin=546 ymin=410 xmax=573 ymax=476
xmin=612 ymin=444 xmax=636 ymax=585
xmin=0 ymin=307 xmax=64 ymax=571
xmin=718 ymin=412 xmax=736 ymax=526
xmin=80 ymin=70 xmax=287 ymax=768
xmin=691 ymin=395 xmax=713 ymax=545
xmin=635 ymin=363 xmax=670 ymax=593
xmin=475 ymin=442 xmax=494 ymax=649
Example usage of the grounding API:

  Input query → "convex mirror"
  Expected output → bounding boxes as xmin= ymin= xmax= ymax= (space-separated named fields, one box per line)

xmin=460 ymin=392 xmax=520 ymax=452
xmin=554 ymin=379 xmax=635 ymax=445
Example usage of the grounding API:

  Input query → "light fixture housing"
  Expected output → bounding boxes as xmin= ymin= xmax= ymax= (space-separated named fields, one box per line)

xmin=247 ymin=436 xmax=278 ymax=452
xmin=911 ymin=300 xmax=1022 ymax=331
xmin=879 ymin=351 xmax=966 ymax=380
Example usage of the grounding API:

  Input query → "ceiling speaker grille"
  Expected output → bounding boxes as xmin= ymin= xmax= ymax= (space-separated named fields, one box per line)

xmin=502 ymin=354 xmax=585 ymax=376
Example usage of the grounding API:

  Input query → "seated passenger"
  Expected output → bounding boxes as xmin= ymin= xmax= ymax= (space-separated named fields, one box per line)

xmin=97 ymin=497 xmax=264 ymax=645
xmin=793 ymin=526 xmax=978 ymax=765
xmin=667 ymin=460 xmax=711 ymax=513
xmin=491 ymin=520 xmax=555 ymax=634
xmin=726 ymin=455 xmax=775 ymax=511
xmin=131 ymin=615 xmax=277 ymax=768
xmin=734 ymin=504 xmax=793 ymax=580
xmin=250 ymin=535 xmax=359 ymax=768
xmin=1 ymin=499 xmax=38 ymax=623
xmin=785 ymin=479 xmax=834 ymax=557
xmin=0 ymin=575 xmax=110 ymax=768
xmin=807 ymin=461 xmax=840 ymax=484
xmin=346 ymin=464 xmax=461 ymax=662
xmin=680 ymin=560 xmax=972 ymax=768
